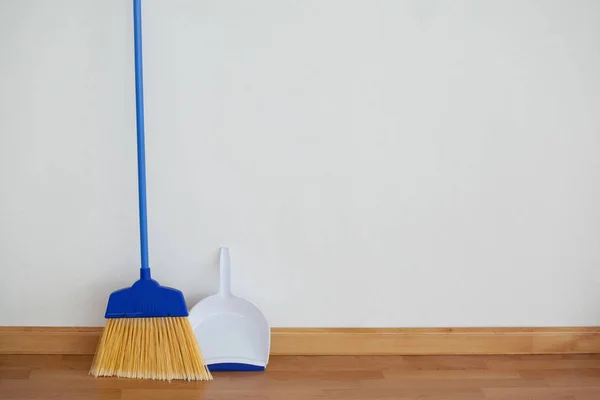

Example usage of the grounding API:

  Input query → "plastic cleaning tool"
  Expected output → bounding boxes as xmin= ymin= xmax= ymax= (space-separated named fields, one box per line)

xmin=89 ymin=0 xmax=211 ymax=381
xmin=189 ymin=247 xmax=270 ymax=371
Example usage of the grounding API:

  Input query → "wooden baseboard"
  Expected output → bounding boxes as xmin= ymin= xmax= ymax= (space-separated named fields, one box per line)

xmin=1 ymin=327 xmax=600 ymax=356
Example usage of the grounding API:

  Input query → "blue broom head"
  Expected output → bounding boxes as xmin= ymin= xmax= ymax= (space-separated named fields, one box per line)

xmin=104 ymin=269 xmax=188 ymax=318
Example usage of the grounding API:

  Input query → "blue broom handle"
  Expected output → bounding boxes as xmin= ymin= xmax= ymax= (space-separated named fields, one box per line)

xmin=133 ymin=0 xmax=150 ymax=276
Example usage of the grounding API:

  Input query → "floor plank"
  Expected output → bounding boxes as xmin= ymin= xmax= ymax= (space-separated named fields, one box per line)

xmin=1 ymin=354 xmax=600 ymax=399
xmin=0 ymin=363 xmax=31 ymax=379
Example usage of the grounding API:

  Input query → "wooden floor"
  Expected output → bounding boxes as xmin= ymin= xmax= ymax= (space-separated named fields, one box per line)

xmin=1 ymin=354 xmax=600 ymax=399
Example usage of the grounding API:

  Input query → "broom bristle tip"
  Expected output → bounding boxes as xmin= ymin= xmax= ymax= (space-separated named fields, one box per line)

xmin=90 ymin=317 xmax=212 ymax=381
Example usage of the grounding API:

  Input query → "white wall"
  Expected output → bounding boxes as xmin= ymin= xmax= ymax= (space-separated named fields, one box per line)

xmin=1 ymin=0 xmax=600 ymax=327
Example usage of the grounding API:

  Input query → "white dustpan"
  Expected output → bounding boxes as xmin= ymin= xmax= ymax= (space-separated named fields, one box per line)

xmin=189 ymin=247 xmax=270 ymax=371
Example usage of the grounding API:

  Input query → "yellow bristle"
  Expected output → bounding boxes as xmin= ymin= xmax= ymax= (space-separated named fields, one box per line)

xmin=89 ymin=317 xmax=212 ymax=381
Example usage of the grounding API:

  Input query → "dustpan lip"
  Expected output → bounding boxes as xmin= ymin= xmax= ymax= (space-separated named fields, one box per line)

xmin=209 ymin=364 xmax=265 ymax=372
xmin=207 ymin=361 xmax=267 ymax=372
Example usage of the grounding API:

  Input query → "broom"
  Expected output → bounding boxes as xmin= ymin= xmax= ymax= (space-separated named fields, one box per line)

xmin=89 ymin=0 xmax=212 ymax=381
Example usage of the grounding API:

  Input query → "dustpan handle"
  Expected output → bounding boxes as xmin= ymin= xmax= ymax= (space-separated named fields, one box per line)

xmin=219 ymin=247 xmax=232 ymax=297
xmin=133 ymin=0 xmax=150 ymax=276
